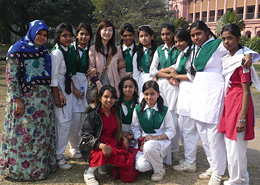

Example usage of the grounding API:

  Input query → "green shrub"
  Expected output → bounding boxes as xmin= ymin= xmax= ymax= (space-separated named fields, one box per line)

xmin=240 ymin=36 xmax=250 ymax=47
xmin=247 ymin=37 xmax=260 ymax=54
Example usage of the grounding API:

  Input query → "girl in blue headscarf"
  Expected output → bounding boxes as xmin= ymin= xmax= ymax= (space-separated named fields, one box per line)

xmin=0 ymin=20 xmax=56 ymax=180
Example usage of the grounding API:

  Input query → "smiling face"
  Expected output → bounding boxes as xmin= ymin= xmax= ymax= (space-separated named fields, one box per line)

xmin=34 ymin=29 xmax=48 ymax=46
xmin=139 ymin=31 xmax=153 ymax=48
xmin=122 ymin=80 xmax=136 ymax=99
xmin=77 ymin=28 xmax=90 ymax=48
xmin=143 ymin=87 xmax=159 ymax=108
xmin=121 ymin=30 xmax=135 ymax=47
xmin=221 ymin=31 xmax=240 ymax=56
xmin=100 ymin=90 xmax=116 ymax=111
xmin=174 ymin=36 xmax=189 ymax=51
xmin=161 ymin=28 xmax=174 ymax=46
xmin=190 ymin=27 xmax=209 ymax=47
xmin=59 ymin=29 xmax=73 ymax=47
xmin=100 ymin=26 xmax=113 ymax=42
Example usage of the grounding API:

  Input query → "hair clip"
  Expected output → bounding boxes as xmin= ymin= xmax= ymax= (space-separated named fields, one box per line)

xmin=138 ymin=25 xmax=151 ymax=29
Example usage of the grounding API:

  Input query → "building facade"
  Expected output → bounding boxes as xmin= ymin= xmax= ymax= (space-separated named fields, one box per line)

xmin=169 ymin=0 xmax=260 ymax=37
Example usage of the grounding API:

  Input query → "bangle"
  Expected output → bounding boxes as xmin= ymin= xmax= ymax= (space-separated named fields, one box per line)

xmin=58 ymin=85 xmax=62 ymax=91
xmin=158 ymin=135 xmax=161 ymax=140
xmin=239 ymin=119 xmax=246 ymax=123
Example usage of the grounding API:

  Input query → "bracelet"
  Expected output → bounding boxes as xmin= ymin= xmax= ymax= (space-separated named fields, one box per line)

xmin=239 ymin=119 xmax=246 ymax=123
xmin=158 ymin=135 xmax=161 ymax=140
xmin=58 ymin=85 xmax=62 ymax=91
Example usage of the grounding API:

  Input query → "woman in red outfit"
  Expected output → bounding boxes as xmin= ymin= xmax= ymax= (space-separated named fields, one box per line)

xmin=218 ymin=24 xmax=260 ymax=185
xmin=81 ymin=85 xmax=136 ymax=185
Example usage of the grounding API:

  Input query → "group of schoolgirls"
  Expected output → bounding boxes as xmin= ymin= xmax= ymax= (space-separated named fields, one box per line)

xmin=51 ymin=19 xmax=260 ymax=185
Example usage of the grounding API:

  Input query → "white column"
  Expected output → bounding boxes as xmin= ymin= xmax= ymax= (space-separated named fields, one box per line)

xmin=193 ymin=0 xmax=196 ymax=22
xmin=224 ymin=0 xmax=227 ymax=14
xmin=233 ymin=0 xmax=237 ymax=12
xmin=243 ymin=0 xmax=248 ymax=20
xmin=207 ymin=0 xmax=211 ymax=22
xmin=214 ymin=0 xmax=219 ymax=22
xmin=255 ymin=0 xmax=259 ymax=19
xmin=200 ymin=0 xmax=203 ymax=20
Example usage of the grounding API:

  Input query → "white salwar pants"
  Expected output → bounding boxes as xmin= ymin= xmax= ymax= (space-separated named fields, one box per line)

xmin=178 ymin=115 xmax=199 ymax=164
xmin=170 ymin=110 xmax=181 ymax=152
xmin=55 ymin=118 xmax=72 ymax=160
xmin=195 ymin=120 xmax=226 ymax=176
xmin=224 ymin=132 xmax=249 ymax=185
xmin=68 ymin=112 xmax=86 ymax=151
xmin=135 ymin=140 xmax=170 ymax=173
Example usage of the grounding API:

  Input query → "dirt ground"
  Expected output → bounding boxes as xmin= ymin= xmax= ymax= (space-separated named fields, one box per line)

xmin=0 ymin=57 xmax=259 ymax=185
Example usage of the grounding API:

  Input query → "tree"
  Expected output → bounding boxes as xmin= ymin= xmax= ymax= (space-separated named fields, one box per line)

xmin=166 ymin=17 xmax=189 ymax=31
xmin=91 ymin=0 xmax=167 ymax=33
xmin=215 ymin=10 xmax=245 ymax=34
xmin=0 ymin=0 xmax=94 ymax=39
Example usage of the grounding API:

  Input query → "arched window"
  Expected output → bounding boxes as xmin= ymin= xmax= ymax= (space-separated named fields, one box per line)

xmin=245 ymin=31 xmax=251 ymax=38
xmin=257 ymin=31 xmax=260 ymax=37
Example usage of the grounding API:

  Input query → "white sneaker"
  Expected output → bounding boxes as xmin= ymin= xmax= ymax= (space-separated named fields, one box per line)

xmin=151 ymin=167 xmax=166 ymax=181
xmin=173 ymin=160 xmax=197 ymax=172
xmin=223 ymin=181 xmax=231 ymax=185
xmin=70 ymin=148 xmax=83 ymax=159
xmin=57 ymin=158 xmax=72 ymax=170
xmin=172 ymin=151 xmax=181 ymax=162
xmin=63 ymin=154 xmax=70 ymax=160
xmin=84 ymin=171 xmax=99 ymax=185
xmin=199 ymin=167 xmax=213 ymax=180
xmin=98 ymin=165 xmax=108 ymax=175
xmin=208 ymin=174 xmax=222 ymax=185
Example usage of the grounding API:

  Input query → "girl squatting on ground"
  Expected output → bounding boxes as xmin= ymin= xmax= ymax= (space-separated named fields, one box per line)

xmin=131 ymin=80 xmax=176 ymax=182
xmin=116 ymin=76 xmax=139 ymax=149
xmin=81 ymin=85 xmax=136 ymax=185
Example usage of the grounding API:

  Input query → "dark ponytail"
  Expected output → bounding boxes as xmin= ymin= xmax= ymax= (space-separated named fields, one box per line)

xmin=190 ymin=21 xmax=217 ymax=40
xmin=140 ymin=80 xmax=164 ymax=112
xmin=221 ymin=23 xmax=242 ymax=49
xmin=189 ymin=21 xmax=217 ymax=77
xmin=137 ymin=25 xmax=158 ymax=72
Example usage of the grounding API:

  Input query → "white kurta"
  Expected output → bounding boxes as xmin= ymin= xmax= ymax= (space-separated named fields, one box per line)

xmin=69 ymin=44 xmax=89 ymax=152
xmin=71 ymin=43 xmax=89 ymax=113
xmin=150 ymin=44 xmax=179 ymax=111
xmin=50 ymin=44 xmax=73 ymax=123
xmin=133 ymin=48 xmax=153 ymax=100
xmin=172 ymin=48 xmax=199 ymax=164
xmin=190 ymin=39 xmax=257 ymax=124
xmin=131 ymin=103 xmax=176 ymax=165
xmin=172 ymin=48 xmax=193 ymax=116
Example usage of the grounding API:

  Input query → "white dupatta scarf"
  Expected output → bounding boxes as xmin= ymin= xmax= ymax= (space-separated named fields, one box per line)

xmin=222 ymin=48 xmax=260 ymax=96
